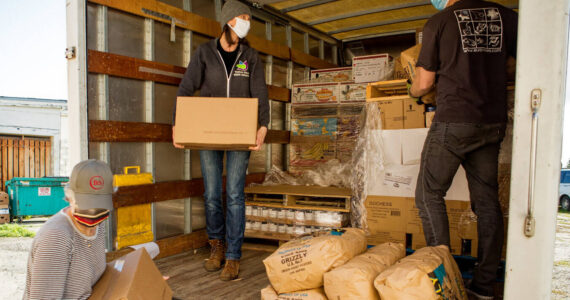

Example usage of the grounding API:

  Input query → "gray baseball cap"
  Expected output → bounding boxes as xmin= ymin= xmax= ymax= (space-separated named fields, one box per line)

xmin=68 ymin=159 xmax=114 ymax=211
xmin=220 ymin=0 xmax=251 ymax=29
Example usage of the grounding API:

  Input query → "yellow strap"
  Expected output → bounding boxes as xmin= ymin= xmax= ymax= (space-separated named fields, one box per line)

xmin=123 ymin=166 xmax=141 ymax=174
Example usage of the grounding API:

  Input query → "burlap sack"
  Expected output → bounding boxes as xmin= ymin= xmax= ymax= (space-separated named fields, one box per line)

xmin=261 ymin=285 xmax=328 ymax=300
xmin=263 ymin=228 xmax=367 ymax=294
xmin=374 ymin=245 xmax=467 ymax=300
xmin=323 ymin=242 xmax=405 ymax=300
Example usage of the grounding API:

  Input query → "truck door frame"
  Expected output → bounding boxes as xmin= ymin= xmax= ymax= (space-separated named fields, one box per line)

xmin=504 ymin=0 xmax=569 ymax=298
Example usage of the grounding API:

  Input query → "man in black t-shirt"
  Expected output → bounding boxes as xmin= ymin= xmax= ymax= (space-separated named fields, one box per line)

xmin=409 ymin=0 xmax=517 ymax=299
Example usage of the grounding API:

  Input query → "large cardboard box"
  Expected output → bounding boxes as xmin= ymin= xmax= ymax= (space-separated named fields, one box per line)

xmin=365 ymin=196 xmax=406 ymax=232
xmin=401 ymin=44 xmax=421 ymax=81
xmin=89 ymin=248 xmax=172 ymax=300
xmin=375 ymin=99 xmax=405 ymax=130
xmin=403 ymin=98 xmax=425 ymax=129
xmin=400 ymin=44 xmax=436 ymax=104
xmin=0 ymin=192 xmax=8 ymax=206
xmin=371 ymin=97 xmax=425 ymax=130
xmin=352 ymin=54 xmax=392 ymax=83
xmin=0 ymin=207 xmax=9 ymax=224
xmin=174 ymin=97 xmax=257 ymax=150
xmin=292 ymin=83 xmax=340 ymax=105
xmin=310 ymin=67 xmax=352 ymax=82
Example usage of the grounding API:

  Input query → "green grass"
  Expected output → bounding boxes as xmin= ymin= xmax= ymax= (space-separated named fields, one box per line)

xmin=554 ymin=260 xmax=570 ymax=267
xmin=0 ymin=224 xmax=36 ymax=238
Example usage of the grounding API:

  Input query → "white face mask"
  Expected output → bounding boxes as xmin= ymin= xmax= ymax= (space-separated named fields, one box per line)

xmin=229 ymin=17 xmax=250 ymax=39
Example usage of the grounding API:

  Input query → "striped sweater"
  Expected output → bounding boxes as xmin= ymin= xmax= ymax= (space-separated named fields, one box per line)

xmin=23 ymin=209 xmax=106 ymax=300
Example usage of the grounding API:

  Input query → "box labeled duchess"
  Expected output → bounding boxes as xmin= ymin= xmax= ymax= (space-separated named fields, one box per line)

xmin=174 ymin=97 xmax=258 ymax=149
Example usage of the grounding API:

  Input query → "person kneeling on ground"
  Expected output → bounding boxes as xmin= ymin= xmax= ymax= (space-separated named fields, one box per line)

xmin=23 ymin=159 xmax=113 ymax=300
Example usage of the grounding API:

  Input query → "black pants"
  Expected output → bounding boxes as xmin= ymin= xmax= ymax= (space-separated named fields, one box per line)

xmin=415 ymin=122 xmax=506 ymax=295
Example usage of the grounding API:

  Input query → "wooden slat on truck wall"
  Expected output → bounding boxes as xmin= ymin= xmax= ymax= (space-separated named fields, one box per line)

xmin=89 ymin=120 xmax=172 ymax=143
xmin=112 ymin=173 xmax=265 ymax=208
xmin=87 ymin=0 xmax=336 ymax=68
xmin=88 ymin=50 xmax=186 ymax=85
xmin=105 ymin=229 xmax=208 ymax=262
xmin=89 ymin=120 xmax=290 ymax=144
xmin=0 ymin=136 xmax=52 ymax=191
xmin=88 ymin=50 xmax=291 ymax=102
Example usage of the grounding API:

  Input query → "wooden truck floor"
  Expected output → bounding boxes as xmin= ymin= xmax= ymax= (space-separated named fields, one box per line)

xmin=156 ymin=247 xmax=271 ymax=300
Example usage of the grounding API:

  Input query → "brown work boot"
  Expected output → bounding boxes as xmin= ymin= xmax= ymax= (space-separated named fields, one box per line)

xmin=220 ymin=259 xmax=239 ymax=281
xmin=204 ymin=239 xmax=225 ymax=272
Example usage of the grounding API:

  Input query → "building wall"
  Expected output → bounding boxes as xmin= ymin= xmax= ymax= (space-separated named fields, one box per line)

xmin=0 ymin=97 xmax=68 ymax=176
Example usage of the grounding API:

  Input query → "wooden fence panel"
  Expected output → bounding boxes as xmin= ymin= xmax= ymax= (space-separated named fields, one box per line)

xmin=0 ymin=136 xmax=52 ymax=191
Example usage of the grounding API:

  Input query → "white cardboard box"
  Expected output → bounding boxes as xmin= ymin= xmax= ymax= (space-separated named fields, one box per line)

xmin=368 ymin=128 xmax=470 ymax=200
xmin=338 ymin=82 xmax=368 ymax=103
xmin=291 ymin=82 xmax=340 ymax=105
xmin=310 ymin=67 xmax=352 ymax=82
xmin=352 ymin=54 xmax=392 ymax=83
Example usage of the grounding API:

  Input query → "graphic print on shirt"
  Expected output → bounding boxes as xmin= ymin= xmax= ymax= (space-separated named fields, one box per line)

xmin=234 ymin=60 xmax=250 ymax=78
xmin=455 ymin=8 xmax=502 ymax=53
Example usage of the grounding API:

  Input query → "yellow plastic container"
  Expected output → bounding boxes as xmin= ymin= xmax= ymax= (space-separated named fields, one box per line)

xmin=113 ymin=166 xmax=154 ymax=249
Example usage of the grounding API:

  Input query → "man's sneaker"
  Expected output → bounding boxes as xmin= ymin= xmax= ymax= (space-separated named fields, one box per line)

xmin=204 ymin=239 xmax=225 ymax=272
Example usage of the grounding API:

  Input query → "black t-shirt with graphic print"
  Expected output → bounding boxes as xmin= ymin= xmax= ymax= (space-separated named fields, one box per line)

xmin=417 ymin=0 xmax=517 ymax=124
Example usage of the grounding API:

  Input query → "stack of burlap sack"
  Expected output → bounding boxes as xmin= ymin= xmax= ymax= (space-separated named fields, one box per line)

xmin=261 ymin=228 xmax=467 ymax=300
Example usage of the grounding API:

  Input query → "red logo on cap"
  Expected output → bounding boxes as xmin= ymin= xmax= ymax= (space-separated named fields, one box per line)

xmin=89 ymin=176 xmax=104 ymax=190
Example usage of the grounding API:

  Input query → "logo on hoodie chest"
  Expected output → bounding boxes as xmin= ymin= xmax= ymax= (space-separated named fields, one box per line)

xmin=233 ymin=60 xmax=250 ymax=78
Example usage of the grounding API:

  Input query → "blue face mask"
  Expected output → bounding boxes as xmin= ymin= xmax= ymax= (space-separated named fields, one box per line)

xmin=431 ymin=0 xmax=449 ymax=10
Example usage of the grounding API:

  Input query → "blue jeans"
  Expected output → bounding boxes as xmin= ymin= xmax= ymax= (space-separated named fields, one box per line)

xmin=200 ymin=150 xmax=250 ymax=260
xmin=415 ymin=122 xmax=505 ymax=296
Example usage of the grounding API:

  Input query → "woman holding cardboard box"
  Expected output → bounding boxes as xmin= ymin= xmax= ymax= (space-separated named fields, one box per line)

xmin=172 ymin=0 xmax=269 ymax=281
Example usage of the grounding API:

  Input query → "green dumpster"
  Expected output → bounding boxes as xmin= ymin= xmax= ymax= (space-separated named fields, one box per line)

xmin=5 ymin=177 xmax=69 ymax=221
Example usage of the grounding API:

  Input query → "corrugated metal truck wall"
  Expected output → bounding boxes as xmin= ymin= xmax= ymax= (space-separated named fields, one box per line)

xmin=85 ymin=0 xmax=339 ymax=252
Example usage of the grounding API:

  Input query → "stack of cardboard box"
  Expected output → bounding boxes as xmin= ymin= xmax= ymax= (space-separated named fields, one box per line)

xmin=363 ymin=128 xmax=472 ymax=255
xmin=0 ymin=192 xmax=9 ymax=224
xmin=290 ymin=55 xmax=393 ymax=174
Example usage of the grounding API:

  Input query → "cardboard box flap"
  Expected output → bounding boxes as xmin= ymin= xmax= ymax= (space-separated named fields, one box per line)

xmin=89 ymin=248 xmax=172 ymax=300
xmin=401 ymin=128 xmax=429 ymax=165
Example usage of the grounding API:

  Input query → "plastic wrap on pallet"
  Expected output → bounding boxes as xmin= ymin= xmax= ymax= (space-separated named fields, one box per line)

xmin=458 ymin=209 xmax=478 ymax=240
xmin=257 ymin=160 xmax=351 ymax=188
xmin=350 ymin=103 xmax=385 ymax=230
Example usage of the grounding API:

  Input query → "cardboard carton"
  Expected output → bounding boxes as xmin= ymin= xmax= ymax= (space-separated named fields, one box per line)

xmin=365 ymin=196 xmax=407 ymax=232
xmin=400 ymin=44 xmax=436 ymax=105
xmin=0 ymin=206 xmax=9 ymax=224
xmin=425 ymin=110 xmax=435 ymax=128
xmin=174 ymin=97 xmax=257 ymax=150
xmin=310 ymin=67 xmax=352 ymax=82
xmin=401 ymin=44 xmax=422 ymax=81
xmin=403 ymin=98 xmax=425 ymax=129
xmin=338 ymin=82 xmax=367 ymax=103
xmin=292 ymin=83 xmax=340 ymax=105
xmin=0 ymin=192 xmax=8 ymax=206
xmin=375 ymin=99 xmax=405 ymax=130
xmin=89 ymin=248 xmax=172 ymax=300
xmin=352 ymin=54 xmax=392 ymax=83
xmin=392 ymin=57 xmax=408 ymax=80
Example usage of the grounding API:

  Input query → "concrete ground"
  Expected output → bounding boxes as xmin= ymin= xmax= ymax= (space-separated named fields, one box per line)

xmin=1 ymin=214 xmax=569 ymax=299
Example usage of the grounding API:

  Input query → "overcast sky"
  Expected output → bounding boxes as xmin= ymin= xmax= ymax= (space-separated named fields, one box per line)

xmin=0 ymin=0 xmax=570 ymax=165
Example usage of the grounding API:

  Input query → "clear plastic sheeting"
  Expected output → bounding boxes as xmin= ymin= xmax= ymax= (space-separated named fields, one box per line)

xmin=258 ymin=160 xmax=351 ymax=188
xmin=350 ymin=103 xmax=385 ymax=230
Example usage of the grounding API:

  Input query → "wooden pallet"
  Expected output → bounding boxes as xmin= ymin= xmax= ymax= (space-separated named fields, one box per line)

xmin=244 ymin=230 xmax=300 ymax=241
xmin=366 ymin=79 xmax=411 ymax=102
xmin=244 ymin=184 xmax=351 ymax=212
xmin=246 ymin=215 xmax=348 ymax=228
